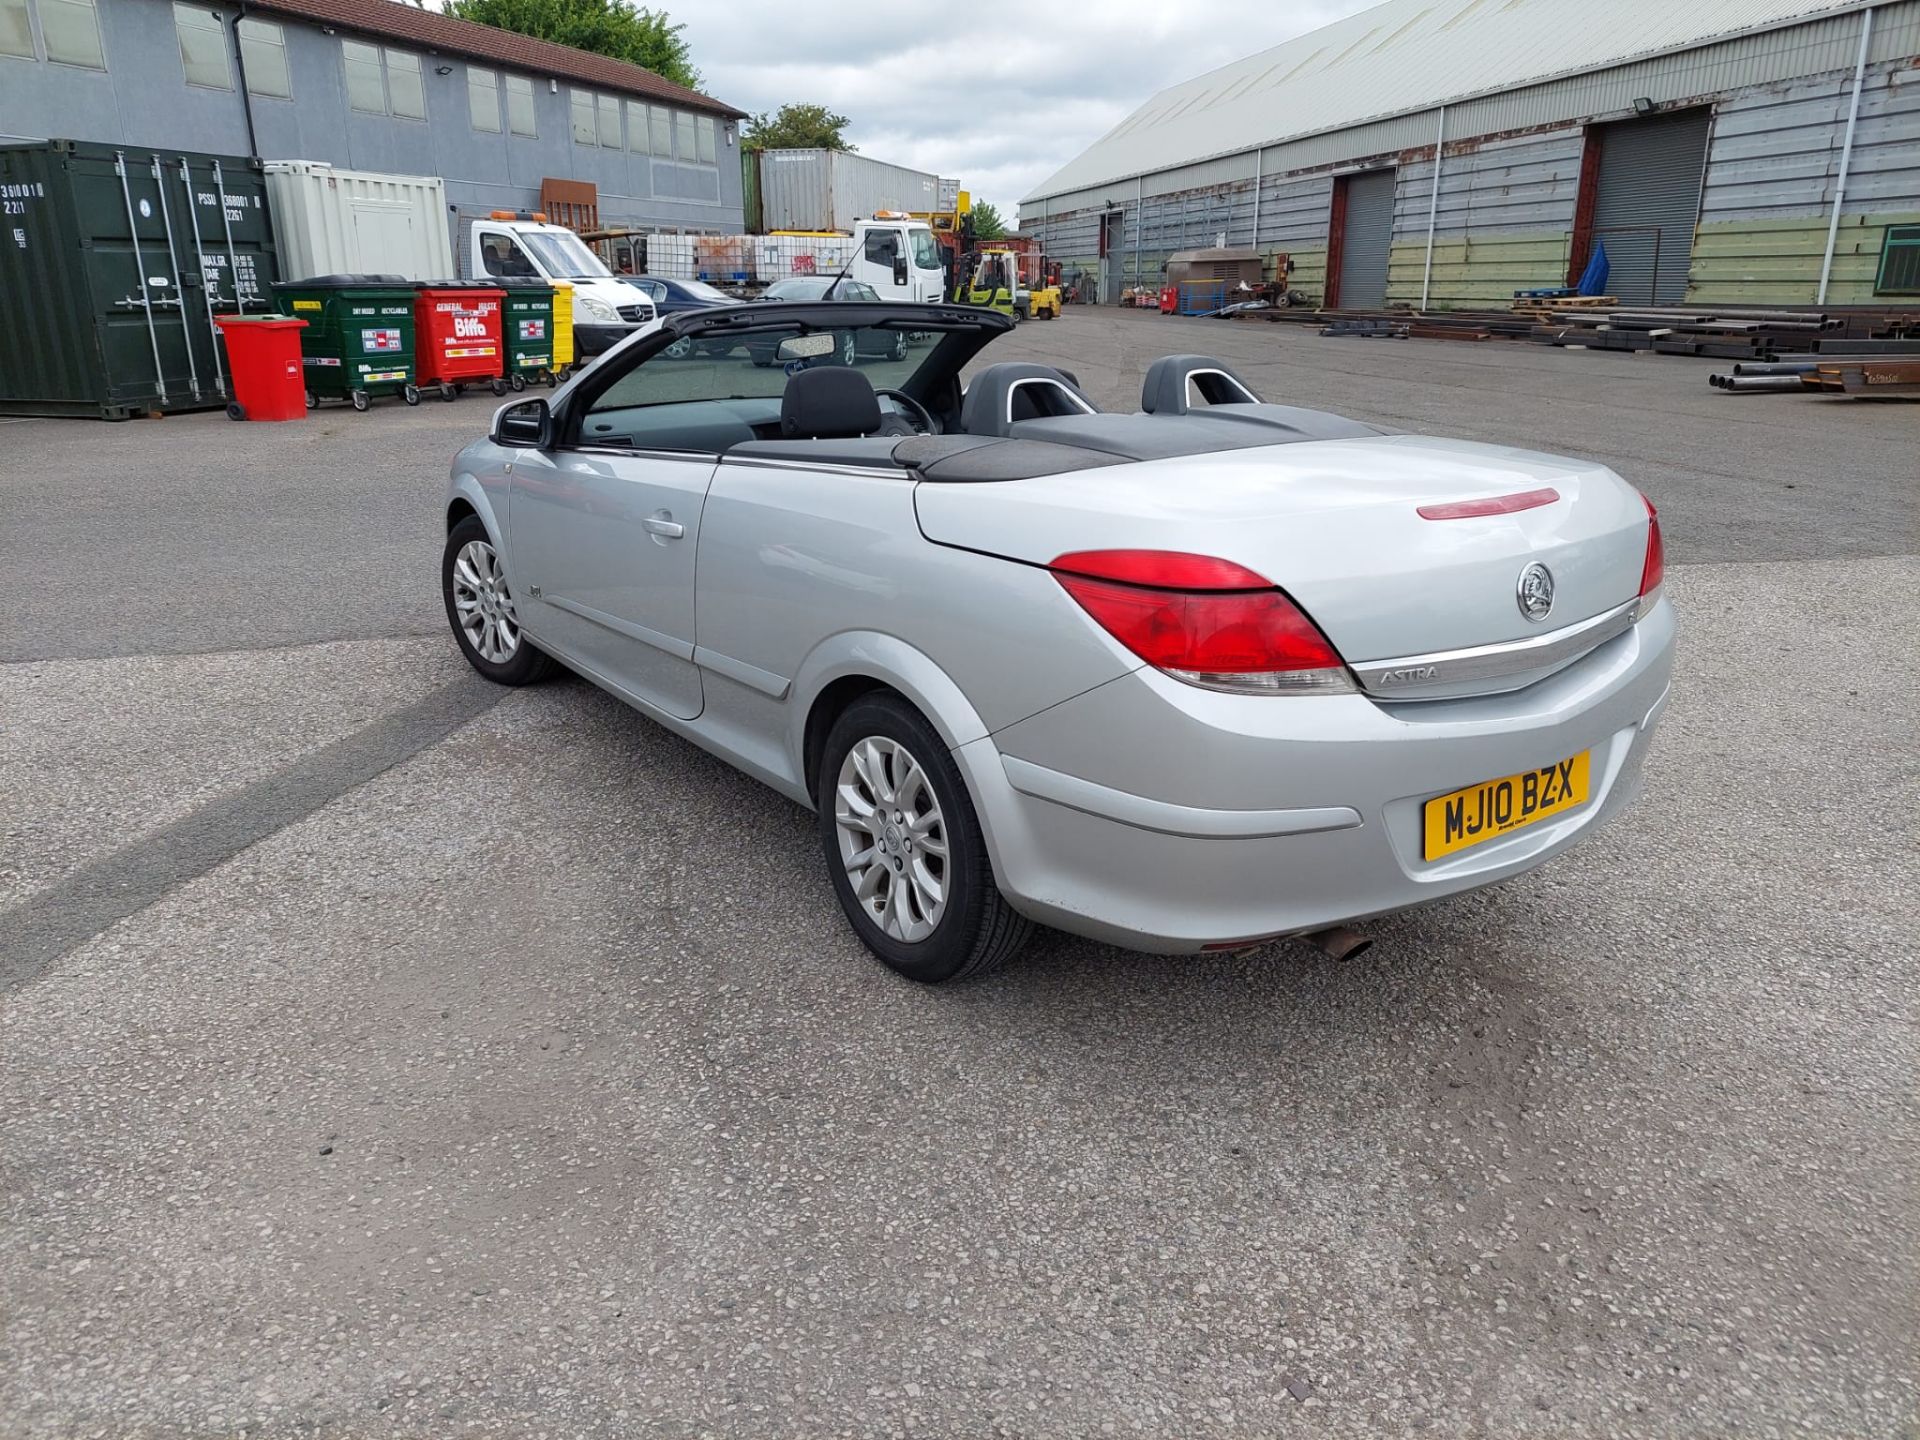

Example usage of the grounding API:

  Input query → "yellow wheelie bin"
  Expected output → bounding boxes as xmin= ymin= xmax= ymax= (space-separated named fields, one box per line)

xmin=548 ymin=279 xmax=575 ymax=380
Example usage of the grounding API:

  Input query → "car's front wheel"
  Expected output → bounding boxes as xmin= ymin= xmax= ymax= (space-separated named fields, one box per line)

xmin=442 ymin=515 xmax=554 ymax=685
xmin=816 ymin=694 xmax=1032 ymax=982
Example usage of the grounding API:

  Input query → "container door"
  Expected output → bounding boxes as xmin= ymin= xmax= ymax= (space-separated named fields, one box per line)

xmin=75 ymin=149 xmax=275 ymax=413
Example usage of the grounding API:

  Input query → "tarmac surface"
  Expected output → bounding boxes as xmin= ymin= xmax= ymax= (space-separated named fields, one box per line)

xmin=2 ymin=308 xmax=1915 ymax=1437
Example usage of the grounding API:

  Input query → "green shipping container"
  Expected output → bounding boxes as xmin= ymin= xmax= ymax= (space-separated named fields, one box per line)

xmin=0 ymin=138 xmax=279 ymax=420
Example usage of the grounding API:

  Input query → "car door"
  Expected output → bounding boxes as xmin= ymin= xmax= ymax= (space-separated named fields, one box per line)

xmin=506 ymin=346 xmax=715 ymax=721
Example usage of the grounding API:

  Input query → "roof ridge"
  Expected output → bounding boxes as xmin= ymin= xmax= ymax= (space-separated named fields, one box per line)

xmin=250 ymin=0 xmax=746 ymax=117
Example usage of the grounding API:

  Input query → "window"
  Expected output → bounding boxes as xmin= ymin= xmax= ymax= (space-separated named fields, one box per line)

xmin=342 ymin=38 xmax=384 ymax=112
xmin=596 ymin=92 xmax=621 ymax=148
xmin=343 ymin=39 xmax=421 ymax=118
xmin=504 ymin=73 xmax=535 ymax=136
xmin=40 ymin=0 xmax=104 ymax=68
xmin=864 ymin=229 xmax=900 ymax=267
xmin=1875 ymin=224 xmax=1920 ymax=296
xmin=467 ymin=64 xmax=499 ymax=132
xmin=173 ymin=5 xmax=230 ymax=89
xmin=648 ymin=104 xmax=672 ymax=156
xmin=1 ymin=0 xmax=35 ymax=57
xmin=626 ymin=99 xmax=648 ymax=151
xmin=696 ymin=114 xmax=716 ymax=164
xmin=384 ymin=47 xmax=423 ymax=119
xmin=911 ymin=229 xmax=939 ymax=270
xmin=238 ymin=17 xmax=290 ymax=99
xmin=478 ymin=231 xmax=538 ymax=279
xmin=675 ymin=110 xmax=697 ymax=163
xmin=570 ymin=87 xmax=596 ymax=143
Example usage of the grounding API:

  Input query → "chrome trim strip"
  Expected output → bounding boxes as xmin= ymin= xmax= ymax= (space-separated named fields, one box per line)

xmin=1001 ymin=756 xmax=1363 ymax=840
xmin=1352 ymin=598 xmax=1638 ymax=698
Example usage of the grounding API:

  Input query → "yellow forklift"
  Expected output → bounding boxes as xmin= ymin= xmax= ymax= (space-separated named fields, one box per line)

xmin=965 ymin=249 xmax=1062 ymax=321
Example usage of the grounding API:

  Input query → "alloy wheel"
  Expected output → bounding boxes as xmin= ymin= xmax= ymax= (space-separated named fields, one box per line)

xmin=834 ymin=735 xmax=948 ymax=943
xmin=451 ymin=538 xmax=521 ymax=664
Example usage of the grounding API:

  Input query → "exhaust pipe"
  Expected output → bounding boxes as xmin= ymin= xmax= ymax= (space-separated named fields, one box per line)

xmin=1301 ymin=926 xmax=1372 ymax=961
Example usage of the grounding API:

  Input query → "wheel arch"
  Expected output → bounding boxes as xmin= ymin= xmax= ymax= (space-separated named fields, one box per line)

xmin=789 ymin=632 xmax=993 ymax=801
xmin=446 ymin=470 xmax=506 ymax=553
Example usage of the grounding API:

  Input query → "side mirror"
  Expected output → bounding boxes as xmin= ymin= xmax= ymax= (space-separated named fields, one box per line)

xmin=491 ymin=396 xmax=551 ymax=448
xmin=892 ymin=257 xmax=909 ymax=286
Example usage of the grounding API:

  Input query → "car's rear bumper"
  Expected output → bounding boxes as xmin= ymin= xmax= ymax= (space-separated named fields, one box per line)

xmin=953 ymin=598 xmax=1675 ymax=954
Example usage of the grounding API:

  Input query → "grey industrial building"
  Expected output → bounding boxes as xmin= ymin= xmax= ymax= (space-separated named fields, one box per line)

xmin=0 ymin=0 xmax=747 ymax=235
xmin=1021 ymin=0 xmax=1920 ymax=311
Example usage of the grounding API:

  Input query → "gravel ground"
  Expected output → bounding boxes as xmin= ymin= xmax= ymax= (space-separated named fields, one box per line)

xmin=1 ymin=310 xmax=1915 ymax=1438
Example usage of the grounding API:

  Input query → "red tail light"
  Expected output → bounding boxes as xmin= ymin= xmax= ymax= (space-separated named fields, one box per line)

xmin=1049 ymin=550 xmax=1353 ymax=695
xmin=1639 ymin=496 xmax=1664 ymax=596
xmin=1635 ymin=496 xmax=1664 ymax=619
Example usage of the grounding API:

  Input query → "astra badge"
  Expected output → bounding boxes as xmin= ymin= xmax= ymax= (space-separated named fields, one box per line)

xmin=1516 ymin=562 xmax=1555 ymax=622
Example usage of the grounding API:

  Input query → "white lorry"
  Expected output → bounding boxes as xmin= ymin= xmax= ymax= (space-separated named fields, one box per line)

xmin=462 ymin=211 xmax=655 ymax=355
xmin=834 ymin=214 xmax=950 ymax=303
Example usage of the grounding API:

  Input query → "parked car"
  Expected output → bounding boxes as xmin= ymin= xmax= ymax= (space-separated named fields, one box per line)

xmin=442 ymin=303 xmax=1674 ymax=983
xmin=624 ymin=275 xmax=743 ymax=316
xmin=746 ymin=278 xmax=909 ymax=364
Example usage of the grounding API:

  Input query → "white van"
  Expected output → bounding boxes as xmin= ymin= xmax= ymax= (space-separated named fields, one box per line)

xmin=464 ymin=213 xmax=654 ymax=355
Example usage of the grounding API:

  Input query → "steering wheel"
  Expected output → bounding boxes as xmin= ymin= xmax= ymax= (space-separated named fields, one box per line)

xmin=873 ymin=387 xmax=936 ymax=436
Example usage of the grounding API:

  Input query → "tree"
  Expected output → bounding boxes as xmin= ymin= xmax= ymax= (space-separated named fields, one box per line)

xmin=743 ymin=103 xmax=854 ymax=152
xmin=446 ymin=0 xmax=700 ymax=92
xmin=969 ymin=200 xmax=1008 ymax=241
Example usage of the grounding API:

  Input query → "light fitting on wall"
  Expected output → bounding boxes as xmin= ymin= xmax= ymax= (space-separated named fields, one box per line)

xmin=1632 ymin=96 xmax=1657 ymax=115
xmin=435 ymin=64 xmax=452 ymax=75
xmin=724 ymin=122 xmax=735 ymax=147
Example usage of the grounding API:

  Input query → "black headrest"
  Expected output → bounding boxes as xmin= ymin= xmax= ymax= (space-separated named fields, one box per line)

xmin=1141 ymin=355 xmax=1261 ymax=414
xmin=781 ymin=365 xmax=882 ymax=440
xmin=959 ymin=362 xmax=1095 ymax=438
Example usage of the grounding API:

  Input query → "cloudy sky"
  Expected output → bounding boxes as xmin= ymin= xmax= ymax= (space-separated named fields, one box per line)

xmin=675 ymin=0 xmax=1381 ymax=220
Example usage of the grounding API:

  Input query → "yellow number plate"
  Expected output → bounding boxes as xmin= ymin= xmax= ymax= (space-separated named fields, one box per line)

xmin=1423 ymin=751 xmax=1591 ymax=860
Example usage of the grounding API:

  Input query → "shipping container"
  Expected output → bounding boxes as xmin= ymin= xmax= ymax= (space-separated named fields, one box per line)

xmin=757 ymin=149 xmax=942 ymax=233
xmin=0 ymin=138 xmax=279 ymax=420
xmin=263 ymin=161 xmax=453 ymax=283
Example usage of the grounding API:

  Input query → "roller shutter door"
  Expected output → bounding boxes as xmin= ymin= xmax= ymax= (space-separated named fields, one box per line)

xmin=1337 ymin=168 xmax=1395 ymax=309
xmin=1591 ymin=109 xmax=1711 ymax=306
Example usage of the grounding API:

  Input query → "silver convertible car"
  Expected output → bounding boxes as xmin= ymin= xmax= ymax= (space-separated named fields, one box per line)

xmin=441 ymin=301 xmax=1674 ymax=983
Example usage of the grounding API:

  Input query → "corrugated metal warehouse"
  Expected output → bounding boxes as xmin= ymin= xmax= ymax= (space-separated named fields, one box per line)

xmin=1020 ymin=0 xmax=1920 ymax=310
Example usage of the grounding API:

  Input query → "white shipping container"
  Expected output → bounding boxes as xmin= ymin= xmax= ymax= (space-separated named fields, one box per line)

xmin=758 ymin=150 xmax=942 ymax=233
xmin=263 ymin=161 xmax=454 ymax=283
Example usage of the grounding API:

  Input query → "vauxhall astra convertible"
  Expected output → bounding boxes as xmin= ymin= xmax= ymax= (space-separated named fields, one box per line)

xmin=441 ymin=301 xmax=1674 ymax=983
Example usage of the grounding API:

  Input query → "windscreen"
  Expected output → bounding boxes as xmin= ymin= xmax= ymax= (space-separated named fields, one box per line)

xmin=522 ymin=229 xmax=613 ymax=280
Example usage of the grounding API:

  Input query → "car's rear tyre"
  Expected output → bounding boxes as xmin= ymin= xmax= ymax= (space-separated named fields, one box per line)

xmin=816 ymin=694 xmax=1031 ymax=982
xmin=442 ymin=516 xmax=555 ymax=686
xmin=888 ymin=331 xmax=908 ymax=362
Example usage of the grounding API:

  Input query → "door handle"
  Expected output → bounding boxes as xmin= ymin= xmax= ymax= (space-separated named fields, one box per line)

xmin=643 ymin=515 xmax=684 ymax=538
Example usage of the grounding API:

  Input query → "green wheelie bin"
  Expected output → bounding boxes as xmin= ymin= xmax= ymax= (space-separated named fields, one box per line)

xmin=498 ymin=277 xmax=557 ymax=390
xmin=272 ymin=274 xmax=420 ymax=411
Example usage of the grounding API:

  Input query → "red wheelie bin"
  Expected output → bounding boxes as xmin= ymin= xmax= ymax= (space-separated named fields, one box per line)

xmin=213 ymin=314 xmax=309 ymax=421
xmin=413 ymin=282 xmax=507 ymax=401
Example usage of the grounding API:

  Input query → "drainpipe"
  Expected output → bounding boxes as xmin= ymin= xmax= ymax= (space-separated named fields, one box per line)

xmin=230 ymin=0 xmax=262 ymax=160
xmin=1420 ymin=105 xmax=1446 ymax=311
xmin=1816 ymin=5 xmax=1874 ymax=305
